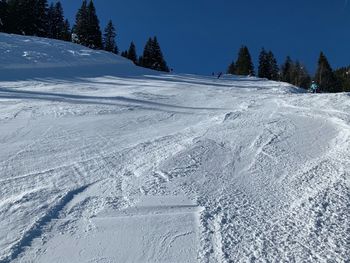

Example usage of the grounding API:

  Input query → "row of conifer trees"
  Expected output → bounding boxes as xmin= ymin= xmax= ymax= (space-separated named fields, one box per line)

xmin=120 ymin=37 xmax=169 ymax=72
xmin=0 ymin=0 xmax=70 ymax=40
xmin=0 ymin=0 xmax=170 ymax=72
xmin=227 ymin=46 xmax=348 ymax=93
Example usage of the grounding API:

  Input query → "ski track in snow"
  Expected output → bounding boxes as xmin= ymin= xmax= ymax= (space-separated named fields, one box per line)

xmin=0 ymin=34 xmax=349 ymax=263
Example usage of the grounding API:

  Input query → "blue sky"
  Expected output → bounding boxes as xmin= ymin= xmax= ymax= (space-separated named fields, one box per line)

xmin=56 ymin=0 xmax=350 ymax=75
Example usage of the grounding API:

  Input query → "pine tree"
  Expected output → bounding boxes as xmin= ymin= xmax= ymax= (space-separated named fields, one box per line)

xmin=291 ymin=61 xmax=311 ymax=89
xmin=315 ymin=52 xmax=339 ymax=92
xmin=140 ymin=37 xmax=169 ymax=72
xmin=61 ymin=19 xmax=71 ymax=41
xmin=6 ymin=0 xmax=19 ymax=34
xmin=103 ymin=20 xmax=117 ymax=53
xmin=267 ymin=51 xmax=279 ymax=81
xmin=258 ymin=48 xmax=269 ymax=79
xmin=140 ymin=37 xmax=153 ymax=68
xmin=0 ymin=0 xmax=9 ymax=33
xmin=334 ymin=67 xmax=350 ymax=92
xmin=55 ymin=1 xmax=65 ymax=39
xmin=47 ymin=1 xmax=64 ymax=39
xmin=227 ymin=61 xmax=236 ymax=74
xmin=86 ymin=0 xmax=102 ymax=49
xmin=6 ymin=0 xmax=49 ymax=36
xmin=290 ymin=60 xmax=299 ymax=86
xmin=7 ymin=0 xmax=36 ymax=35
xmin=235 ymin=46 xmax=254 ymax=76
xmin=127 ymin=41 xmax=137 ymax=64
xmin=258 ymin=49 xmax=279 ymax=80
xmin=73 ymin=0 xmax=102 ymax=48
xmin=73 ymin=0 xmax=89 ymax=45
xmin=281 ymin=56 xmax=293 ymax=83
xmin=34 ymin=0 xmax=49 ymax=37
xmin=22 ymin=0 xmax=37 ymax=35
xmin=152 ymin=36 xmax=169 ymax=72
xmin=47 ymin=3 xmax=55 ymax=37
xmin=299 ymin=66 xmax=311 ymax=90
xmin=121 ymin=50 xmax=128 ymax=58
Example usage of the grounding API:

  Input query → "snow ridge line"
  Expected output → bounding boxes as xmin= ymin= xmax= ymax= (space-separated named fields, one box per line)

xmin=0 ymin=184 xmax=93 ymax=263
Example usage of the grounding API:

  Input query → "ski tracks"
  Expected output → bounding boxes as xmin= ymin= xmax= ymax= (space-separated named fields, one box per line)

xmin=1 ymin=78 xmax=350 ymax=262
xmin=1 ymin=183 xmax=93 ymax=263
xmin=166 ymin=96 xmax=350 ymax=262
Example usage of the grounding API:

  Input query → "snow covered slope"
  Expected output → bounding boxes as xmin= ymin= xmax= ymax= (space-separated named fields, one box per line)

xmin=0 ymin=33 xmax=149 ymax=80
xmin=0 ymin=34 xmax=349 ymax=263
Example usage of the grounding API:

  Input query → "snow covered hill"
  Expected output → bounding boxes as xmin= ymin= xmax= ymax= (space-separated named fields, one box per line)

xmin=0 ymin=33 xmax=149 ymax=81
xmin=0 ymin=33 xmax=349 ymax=263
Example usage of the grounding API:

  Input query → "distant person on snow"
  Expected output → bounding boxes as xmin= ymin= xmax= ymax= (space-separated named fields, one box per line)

xmin=217 ymin=72 xmax=223 ymax=79
xmin=310 ymin=81 xmax=319 ymax=93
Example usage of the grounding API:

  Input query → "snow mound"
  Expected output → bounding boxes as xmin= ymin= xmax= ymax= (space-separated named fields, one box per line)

xmin=0 ymin=33 xmax=150 ymax=80
xmin=0 ymin=33 xmax=304 ymax=94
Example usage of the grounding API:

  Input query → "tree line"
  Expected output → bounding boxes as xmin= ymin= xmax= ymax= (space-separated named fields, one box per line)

xmin=0 ymin=0 xmax=170 ymax=72
xmin=227 ymin=46 xmax=349 ymax=93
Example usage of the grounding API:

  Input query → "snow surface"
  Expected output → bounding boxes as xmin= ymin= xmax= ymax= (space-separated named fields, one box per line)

xmin=0 ymin=33 xmax=349 ymax=263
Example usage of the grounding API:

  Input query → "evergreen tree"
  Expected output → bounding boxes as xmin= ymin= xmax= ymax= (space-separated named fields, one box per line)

xmin=258 ymin=49 xmax=279 ymax=80
xmin=278 ymin=56 xmax=311 ymax=89
xmin=103 ymin=20 xmax=117 ymax=53
xmin=5 ymin=0 xmax=49 ymax=36
xmin=7 ymin=0 xmax=36 ymax=35
xmin=290 ymin=60 xmax=300 ymax=86
xmin=86 ymin=0 xmax=102 ymax=49
xmin=22 ymin=0 xmax=37 ymax=36
xmin=299 ymin=66 xmax=311 ymax=89
xmin=140 ymin=37 xmax=153 ymax=68
xmin=0 ymin=0 xmax=9 ymax=33
xmin=121 ymin=50 xmax=128 ymax=58
xmin=127 ymin=41 xmax=137 ymax=64
xmin=140 ymin=37 xmax=169 ymax=72
xmin=334 ymin=67 xmax=350 ymax=92
xmin=34 ymin=0 xmax=49 ymax=37
xmin=152 ymin=36 xmax=169 ymax=72
xmin=47 ymin=3 xmax=55 ymax=37
xmin=227 ymin=61 xmax=236 ymax=74
xmin=73 ymin=0 xmax=89 ymax=45
xmin=54 ymin=1 xmax=65 ymax=39
xmin=315 ymin=52 xmax=339 ymax=92
xmin=73 ymin=0 xmax=102 ymax=48
xmin=281 ymin=56 xmax=293 ymax=83
xmin=258 ymin=48 xmax=269 ymax=79
xmin=235 ymin=46 xmax=254 ymax=76
xmin=47 ymin=1 xmax=64 ymax=39
xmin=291 ymin=61 xmax=311 ymax=89
xmin=6 ymin=0 xmax=19 ymax=33
xmin=62 ymin=19 xmax=71 ymax=41
xmin=267 ymin=51 xmax=279 ymax=81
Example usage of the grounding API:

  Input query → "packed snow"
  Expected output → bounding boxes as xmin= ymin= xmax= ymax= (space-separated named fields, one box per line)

xmin=0 ymin=33 xmax=349 ymax=263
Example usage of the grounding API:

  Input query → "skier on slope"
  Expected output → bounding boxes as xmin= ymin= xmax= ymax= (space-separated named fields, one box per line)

xmin=310 ymin=81 xmax=319 ymax=93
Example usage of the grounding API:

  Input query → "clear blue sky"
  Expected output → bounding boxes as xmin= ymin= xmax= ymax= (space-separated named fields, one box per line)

xmin=56 ymin=0 xmax=350 ymax=75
